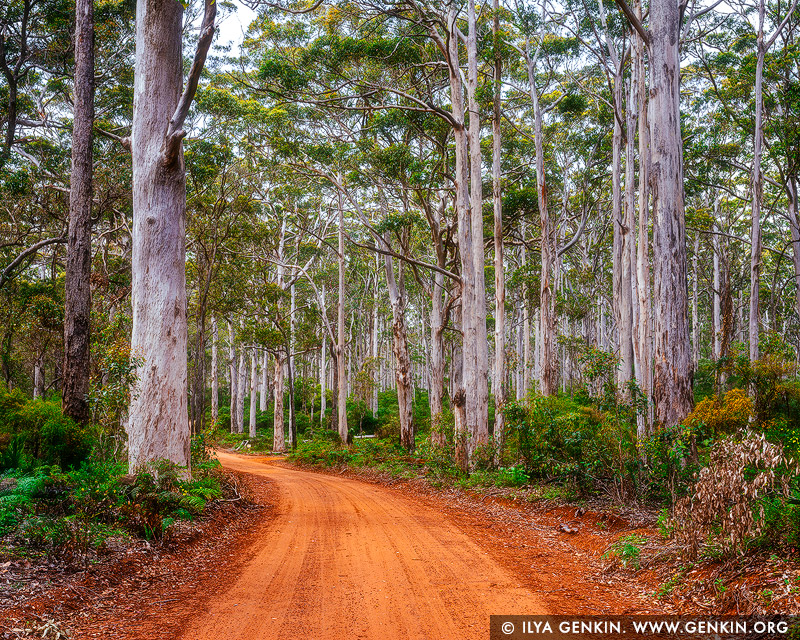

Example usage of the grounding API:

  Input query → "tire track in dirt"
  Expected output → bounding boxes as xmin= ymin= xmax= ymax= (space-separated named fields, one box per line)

xmin=179 ymin=451 xmax=545 ymax=640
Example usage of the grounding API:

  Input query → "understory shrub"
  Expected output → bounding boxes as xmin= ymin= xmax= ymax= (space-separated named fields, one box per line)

xmin=673 ymin=431 xmax=798 ymax=559
xmin=503 ymin=396 xmax=638 ymax=495
xmin=0 ymin=387 xmax=94 ymax=470
xmin=0 ymin=454 xmax=226 ymax=559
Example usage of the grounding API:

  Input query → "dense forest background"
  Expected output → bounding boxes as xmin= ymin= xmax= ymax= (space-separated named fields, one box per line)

xmin=2 ymin=0 xmax=800 ymax=565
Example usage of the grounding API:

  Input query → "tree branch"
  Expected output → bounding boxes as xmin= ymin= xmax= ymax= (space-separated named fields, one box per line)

xmin=611 ymin=0 xmax=649 ymax=45
xmin=164 ymin=0 xmax=217 ymax=165
xmin=0 ymin=234 xmax=66 ymax=289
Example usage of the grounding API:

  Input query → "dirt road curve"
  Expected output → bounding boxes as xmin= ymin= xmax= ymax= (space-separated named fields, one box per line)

xmin=180 ymin=451 xmax=545 ymax=640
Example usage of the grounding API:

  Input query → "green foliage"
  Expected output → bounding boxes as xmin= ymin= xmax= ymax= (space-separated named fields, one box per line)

xmin=116 ymin=460 xmax=223 ymax=539
xmin=290 ymin=429 xmax=354 ymax=466
xmin=88 ymin=317 xmax=142 ymax=460
xmin=0 ymin=454 xmax=225 ymax=559
xmin=504 ymin=396 xmax=638 ymax=496
xmin=0 ymin=387 xmax=94 ymax=470
xmin=496 ymin=465 xmax=530 ymax=487
xmin=602 ymin=533 xmax=646 ymax=570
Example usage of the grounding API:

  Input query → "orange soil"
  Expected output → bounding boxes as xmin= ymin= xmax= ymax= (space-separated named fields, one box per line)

xmin=179 ymin=451 xmax=546 ymax=640
xmin=2 ymin=450 xmax=665 ymax=640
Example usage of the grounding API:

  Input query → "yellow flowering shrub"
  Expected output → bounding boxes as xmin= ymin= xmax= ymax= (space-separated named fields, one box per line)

xmin=686 ymin=388 xmax=752 ymax=436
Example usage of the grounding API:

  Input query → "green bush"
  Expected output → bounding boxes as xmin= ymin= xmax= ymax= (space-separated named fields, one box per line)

xmin=0 ymin=455 xmax=225 ymax=556
xmin=504 ymin=396 xmax=638 ymax=495
xmin=291 ymin=429 xmax=352 ymax=466
xmin=0 ymin=387 xmax=94 ymax=470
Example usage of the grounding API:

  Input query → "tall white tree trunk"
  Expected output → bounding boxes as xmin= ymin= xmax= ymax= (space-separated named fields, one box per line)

xmin=649 ymin=0 xmax=693 ymax=427
xmin=384 ymin=237 xmax=414 ymax=451
xmin=128 ymin=0 xmax=189 ymax=469
xmin=211 ymin=316 xmax=218 ymax=425
xmin=337 ymin=176 xmax=348 ymax=442
xmin=492 ymin=0 xmax=506 ymax=457
xmin=33 ymin=353 xmax=44 ymax=399
xmin=788 ymin=179 xmax=800 ymax=324
xmin=692 ymin=234 xmax=700 ymax=369
xmin=521 ymin=226 xmax=531 ymax=395
xmin=430 ymin=268 xmax=446 ymax=445
xmin=273 ymin=354 xmax=285 ymax=452
xmin=633 ymin=1 xmax=653 ymax=436
xmin=289 ymin=281 xmax=296 ymax=447
xmin=321 ymin=285 xmax=327 ymax=427
xmin=514 ymin=301 xmax=523 ymax=399
xmin=228 ymin=321 xmax=237 ymax=434
xmin=128 ymin=0 xmax=215 ymax=469
xmin=371 ymin=270 xmax=380 ymax=415
xmin=465 ymin=0 xmax=490 ymax=460
xmin=712 ymin=215 xmax=721 ymax=360
xmin=524 ymin=35 xmax=557 ymax=396
xmin=750 ymin=0 xmax=766 ymax=363
xmin=236 ymin=343 xmax=246 ymax=434
xmin=249 ymin=348 xmax=257 ymax=438
xmin=260 ymin=350 xmax=269 ymax=412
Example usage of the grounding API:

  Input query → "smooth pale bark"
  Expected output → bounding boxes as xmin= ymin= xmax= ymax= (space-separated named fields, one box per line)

xmin=384 ymin=240 xmax=414 ymax=452
xmin=649 ymin=0 xmax=693 ymax=428
xmin=288 ymin=281 xmax=296 ymax=447
xmin=523 ymin=35 xmax=557 ymax=396
xmin=321 ymin=285 xmax=327 ymax=427
xmin=337 ymin=179 xmax=348 ymax=443
xmin=429 ymin=268 xmax=446 ymax=445
xmin=515 ymin=301 xmax=524 ymax=400
xmin=521 ymin=231 xmax=531 ymax=394
xmin=465 ymin=0 xmax=490 ymax=459
xmin=273 ymin=354 xmax=285 ymax=452
xmin=633 ymin=3 xmax=653 ymax=436
xmin=62 ymin=0 xmax=94 ymax=425
xmin=712 ymin=215 xmax=721 ymax=360
xmin=260 ymin=350 xmax=269 ymax=412
xmin=33 ymin=353 xmax=44 ymax=399
xmin=443 ymin=9 xmax=475 ymax=461
xmin=190 ymin=313 xmax=206 ymax=434
xmin=492 ymin=0 xmax=506 ymax=456
xmin=128 ymin=0 xmax=215 ymax=469
xmin=611 ymin=74 xmax=634 ymax=394
xmin=788 ymin=179 xmax=800 ymax=324
xmin=236 ymin=345 xmax=246 ymax=434
xmin=750 ymin=0 xmax=766 ymax=363
xmin=451 ymin=308 xmax=468 ymax=473
xmin=249 ymin=349 xmax=257 ymax=438
xmin=426 ymin=10 xmax=479 ymax=462
xmin=211 ymin=316 xmax=219 ymax=425
xmin=371 ymin=269 xmax=380 ymax=415
xmin=625 ymin=73 xmax=640 ymax=392
xmin=692 ymin=234 xmax=700 ymax=369
xmin=128 ymin=0 xmax=188 ymax=468
xmin=599 ymin=0 xmax=634 ymax=397
xmin=228 ymin=321 xmax=237 ymax=434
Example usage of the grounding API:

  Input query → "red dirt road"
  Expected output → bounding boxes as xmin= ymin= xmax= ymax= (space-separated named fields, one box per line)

xmin=180 ymin=451 xmax=545 ymax=640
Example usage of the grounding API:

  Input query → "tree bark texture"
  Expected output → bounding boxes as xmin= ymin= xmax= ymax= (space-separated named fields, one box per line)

xmin=649 ymin=0 xmax=693 ymax=428
xmin=384 ymin=243 xmax=414 ymax=452
xmin=211 ymin=316 xmax=219 ymax=425
xmin=228 ymin=321 xmax=237 ymax=434
xmin=492 ymin=0 xmax=506 ymax=457
xmin=249 ymin=348 xmax=257 ymax=438
xmin=62 ymin=0 xmax=94 ymax=426
xmin=750 ymin=0 xmax=766 ymax=363
xmin=273 ymin=354 xmax=285 ymax=452
xmin=128 ymin=0 xmax=189 ymax=469
xmin=337 ymin=179 xmax=348 ymax=443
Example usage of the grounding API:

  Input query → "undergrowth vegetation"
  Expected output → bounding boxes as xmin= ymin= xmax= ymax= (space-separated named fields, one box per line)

xmin=0 ymin=386 xmax=234 ymax=564
xmin=284 ymin=340 xmax=800 ymax=563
